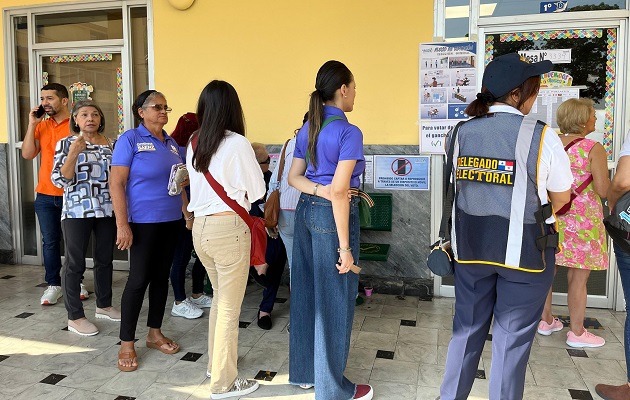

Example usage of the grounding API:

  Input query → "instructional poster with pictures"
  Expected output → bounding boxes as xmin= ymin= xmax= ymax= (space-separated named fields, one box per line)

xmin=419 ymin=42 xmax=477 ymax=154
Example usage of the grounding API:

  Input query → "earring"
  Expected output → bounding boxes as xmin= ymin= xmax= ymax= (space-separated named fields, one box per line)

xmin=344 ymin=95 xmax=347 ymax=98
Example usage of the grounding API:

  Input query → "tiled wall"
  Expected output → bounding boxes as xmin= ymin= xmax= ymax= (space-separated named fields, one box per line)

xmin=267 ymin=143 xmax=434 ymax=297
xmin=0 ymin=145 xmax=14 ymax=264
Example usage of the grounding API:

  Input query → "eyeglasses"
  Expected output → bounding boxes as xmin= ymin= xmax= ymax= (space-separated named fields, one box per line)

xmin=259 ymin=156 xmax=270 ymax=165
xmin=143 ymin=104 xmax=172 ymax=113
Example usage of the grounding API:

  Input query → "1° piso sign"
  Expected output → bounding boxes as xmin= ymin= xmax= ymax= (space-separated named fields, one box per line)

xmin=540 ymin=0 xmax=568 ymax=13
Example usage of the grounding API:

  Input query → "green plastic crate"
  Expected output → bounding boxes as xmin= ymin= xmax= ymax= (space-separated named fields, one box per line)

xmin=360 ymin=193 xmax=392 ymax=231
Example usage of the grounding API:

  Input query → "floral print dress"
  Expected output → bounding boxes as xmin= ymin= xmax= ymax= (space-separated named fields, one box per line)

xmin=555 ymin=138 xmax=608 ymax=270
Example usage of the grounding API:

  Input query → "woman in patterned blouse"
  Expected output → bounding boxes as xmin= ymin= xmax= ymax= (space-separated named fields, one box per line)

xmin=51 ymin=100 xmax=121 ymax=337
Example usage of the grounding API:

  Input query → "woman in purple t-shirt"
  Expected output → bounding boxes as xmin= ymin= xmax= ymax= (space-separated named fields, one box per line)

xmin=288 ymin=60 xmax=371 ymax=400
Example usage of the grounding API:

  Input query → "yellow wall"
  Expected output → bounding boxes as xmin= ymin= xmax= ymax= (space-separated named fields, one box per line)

xmin=153 ymin=1 xmax=433 ymax=144
xmin=0 ymin=0 xmax=433 ymax=144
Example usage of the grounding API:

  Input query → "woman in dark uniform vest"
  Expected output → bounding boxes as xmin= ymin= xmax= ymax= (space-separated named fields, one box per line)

xmin=440 ymin=53 xmax=573 ymax=400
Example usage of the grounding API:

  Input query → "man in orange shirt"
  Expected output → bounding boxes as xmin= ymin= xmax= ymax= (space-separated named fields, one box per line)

xmin=22 ymin=83 xmax=87 ymax=305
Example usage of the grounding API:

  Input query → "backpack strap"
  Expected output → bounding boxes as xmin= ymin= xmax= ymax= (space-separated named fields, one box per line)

xmin=305 ymin=115 xmax=346 ymax=165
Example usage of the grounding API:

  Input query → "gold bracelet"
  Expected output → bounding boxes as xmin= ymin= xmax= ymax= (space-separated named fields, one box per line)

xmin=185 ymin=214 xmax=194 ymax=221
xmin=313 ymin=183 xmax=320 ymax=196
xmin=337 ymin=247 xmax=352 ymax=253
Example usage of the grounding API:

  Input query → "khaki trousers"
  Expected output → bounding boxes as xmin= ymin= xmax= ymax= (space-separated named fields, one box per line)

xmin=192 ymin=214 xmax=251 ymax=393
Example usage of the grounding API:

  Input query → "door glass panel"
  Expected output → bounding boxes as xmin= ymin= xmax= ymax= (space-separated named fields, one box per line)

xmin=486 ymin=28 xmax=617 ymax=159
xmin=479 ymin=0 xmax=624 ymax=18
xmin=18 ymin=151 xmax=37 ymax=256
xmin=42 ymin=52 xmax=126 ymax=262
xmin=14 ymin=16 xmax=31 ymax=141
xmin=42 ymin=53 xmax=125 ymax=138
xmin=485 ymin=27 xmax=616 ymax=299
xmin=445 ymin=0 xmax=470 ymax=41
xmin=35 ymin=10 xmax=123 ymax=43
xmin=131 ymin=7 xmax=149 ymax=102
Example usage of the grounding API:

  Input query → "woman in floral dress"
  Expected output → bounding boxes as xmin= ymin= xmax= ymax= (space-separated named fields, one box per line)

xmin=537 ymin=98 xmax=610 ymax=348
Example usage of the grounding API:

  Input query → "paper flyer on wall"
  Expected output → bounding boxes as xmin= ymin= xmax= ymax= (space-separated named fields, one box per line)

xmin=419 ymin=42 xmax=476 ymax=154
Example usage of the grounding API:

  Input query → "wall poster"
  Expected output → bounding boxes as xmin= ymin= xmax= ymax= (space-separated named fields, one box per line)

xmin=419 ymin=42 xmax=477 ymax=154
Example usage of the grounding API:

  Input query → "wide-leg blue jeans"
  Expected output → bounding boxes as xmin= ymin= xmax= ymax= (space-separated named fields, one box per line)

xmin=289 ymin=194 xmax=360 ymax=400
xmin=613 ymin=243 xmax=630 ymax=382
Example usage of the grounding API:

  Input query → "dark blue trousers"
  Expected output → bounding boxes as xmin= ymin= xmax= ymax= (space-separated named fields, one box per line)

xmin=441 ymin=250 xmax=555 ymax=400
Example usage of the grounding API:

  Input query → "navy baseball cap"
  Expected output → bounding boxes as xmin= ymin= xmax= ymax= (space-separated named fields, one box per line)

xmin=482 ymin=53 xmax=553 ymax=99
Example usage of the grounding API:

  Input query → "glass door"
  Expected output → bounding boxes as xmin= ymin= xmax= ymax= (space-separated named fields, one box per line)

xmin=435 ymin=22 xmax=624 ymax=308
xmin=484 ymin=24 xmax=620 ymax=308
xmin=36 ymin=49 xmax=128 ymax=269
xmin=7 ymin=5 xmax=149 ymax=271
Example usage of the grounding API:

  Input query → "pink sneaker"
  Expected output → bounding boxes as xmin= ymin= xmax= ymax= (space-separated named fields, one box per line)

xmin=537 ymin=317 xmax=564 ymax=336
xmin=566 ymin=329 xmax=605 ymax=348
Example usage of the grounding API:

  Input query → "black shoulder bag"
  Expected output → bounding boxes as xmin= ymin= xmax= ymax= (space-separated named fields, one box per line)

xmin=426 ymin=122 xmax=464 ymax=277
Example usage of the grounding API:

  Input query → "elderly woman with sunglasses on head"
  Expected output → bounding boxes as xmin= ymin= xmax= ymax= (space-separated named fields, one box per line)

xmin=51 ymin=100 xmax=120 ymax=337
xmin=110 ymin=90 xmax=188 ymax=372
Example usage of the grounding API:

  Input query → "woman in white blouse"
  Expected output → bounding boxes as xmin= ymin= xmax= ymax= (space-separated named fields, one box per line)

xmin=187 ymin=80 xmax=265 ymax=400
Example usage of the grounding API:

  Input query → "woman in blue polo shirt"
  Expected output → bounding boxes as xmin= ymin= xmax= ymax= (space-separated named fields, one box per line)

xmin=110 ymin=90 xmax=186 ymax=372
xmin=288 ymin=60 xmax=372 ymax=400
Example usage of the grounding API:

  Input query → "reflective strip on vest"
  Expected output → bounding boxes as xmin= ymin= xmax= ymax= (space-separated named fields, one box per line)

xmin=505 ymin=117 xmax=537 ymax=266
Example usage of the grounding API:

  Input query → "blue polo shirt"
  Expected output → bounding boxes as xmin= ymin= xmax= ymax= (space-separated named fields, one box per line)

xmin=294 ymin=105 xmax=365 ymax=187
xmin=111 ymin=124 xmax=184 ymax=223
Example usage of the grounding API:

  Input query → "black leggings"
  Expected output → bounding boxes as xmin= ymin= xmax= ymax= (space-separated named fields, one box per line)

xmin=119 ymin=221 xmax=178 ymax=341
xmin=61 ymin=217 xmax=115 ymax=320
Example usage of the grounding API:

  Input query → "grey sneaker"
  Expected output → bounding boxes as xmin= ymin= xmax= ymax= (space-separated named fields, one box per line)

xmin=189 ymin=294 xmax=212 ymax=308
xmin=171 ymin=298 xmax=203 ymax=319
xmin=211 ymin=378 xmax=259 ymax=399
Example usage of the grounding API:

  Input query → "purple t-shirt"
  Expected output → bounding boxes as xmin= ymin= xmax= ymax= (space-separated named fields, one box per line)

xmin=111 ymin=124 xmax=184 ymax=223
xmin=294 ymin=106 xmax=365 ymax=187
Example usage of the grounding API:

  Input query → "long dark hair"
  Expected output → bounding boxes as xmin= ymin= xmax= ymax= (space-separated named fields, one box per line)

xmin=308 ymin=60 xmax=353 ymax=169
xmin=192 ymin=80 xmax=245 ymax=172
xmin=466 ymin=76 xmax=541 ymax=117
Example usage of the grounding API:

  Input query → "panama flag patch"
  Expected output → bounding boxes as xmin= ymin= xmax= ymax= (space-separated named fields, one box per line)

xmin=498 ymin=160 xmax=514 ymax=171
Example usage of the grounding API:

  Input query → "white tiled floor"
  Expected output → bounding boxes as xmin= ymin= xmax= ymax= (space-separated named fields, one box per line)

xmin=0 ymin=263 xmax=625 ymax=399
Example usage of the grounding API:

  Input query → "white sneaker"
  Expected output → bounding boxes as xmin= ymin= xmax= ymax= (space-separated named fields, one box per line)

xmin=41 ymin=285 xmax=62 ymax=305
xmin=211 ymin=378 xmax=259 ymax=399
xmin=299 ymin=384 xmax=314 ymax=389
xmin=189 ymin=294 xmax=212 ymax=308
xmin=80 ymin=283 xmax=89 ymax=300
xmin=171 ymin=298 xmax=203 ymax=319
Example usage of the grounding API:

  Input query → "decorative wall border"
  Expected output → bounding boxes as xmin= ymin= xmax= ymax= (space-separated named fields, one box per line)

xmin=485 ymin=29 xmax=616 ymax=158
xmin=117 ymin=67 xmax=124 ymax=136
xmin=49 ymin=53 xmax=113 ymax=63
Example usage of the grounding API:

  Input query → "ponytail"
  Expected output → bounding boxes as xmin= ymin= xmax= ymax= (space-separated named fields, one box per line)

xmin=465 ymin=90 xmax=493 ymax=117
xmin=306 ymin=60 xmax=354 ymax=170
xmin=307 ymin=90 xmax=324 ymax=169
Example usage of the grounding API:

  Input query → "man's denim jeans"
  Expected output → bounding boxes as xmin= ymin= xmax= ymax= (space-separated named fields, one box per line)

xmin=613 ymin=243 xmax=630 ymax=382
xmin=34 ymin=193 xmax=63 ymax=286
xmin=289 ymin=194 xmax=360 ymax=400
